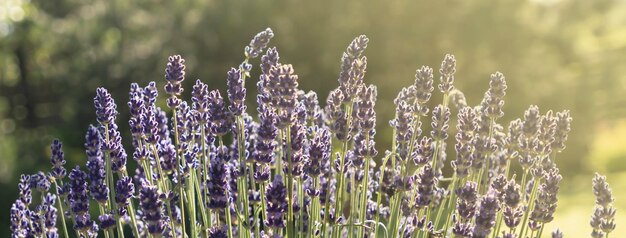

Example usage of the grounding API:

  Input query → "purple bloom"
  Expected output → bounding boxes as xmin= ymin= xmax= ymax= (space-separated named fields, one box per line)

xmin=438 ymin=54 xmax=456 ymax=94
xmin=245 ymin=28 xmax=274 ymax=59
xmin=207 ymin=145 xmax=231 ymax=210
xmin=338 ymin=35 xmax=369 ymax=102
xmin=265 ymin=175 xmax=287 ymax=228
xmin=415 ymin=164 xmax=436 ymax=208
xmin=482 ymin=72 xmax=507 ymax=119
xmin=390 ymin=93 xmax=417 ymax=161
xmin=473 ymin=189 xmax=500 ymax=238
xmin=305 ymin=126 xmax=331 ymax=177
xmin=139 ymin=182 xmax=165 ymax=236
xmin=128 ymin=83 xmax=146 ymax=142
xmin=325 ymin=88 xmax=348 ymax=141
xmin=85 ymin=125 xmax=109 ymax=204
xmin=99 ymin=212 xmax=116 ymax=230
xmin=268 ymin=64 xmax=300 ymax=129
xmin=431 ymin=104 xmax=450 ymax=141
xmin=159 ymin=141 xmax=177 ymax=173
xmin=452 ymin=107 xmax=477 ymax=178
xmin=49 ymin=139 xmax=67 ymax=180
xmin=115 ymin=176 xmax=135 ymax=217
xmin=227 ymin=68 xmax=247 ymax=116
xmin=209 ymin=226 xmax=228 ymax=238
xmin=94 ymin=87 xmax=117 ymax=126
xmin=414 ymin=66 xmax=434 ymax=116
xmin=164 ymin=55 xmax=186 ymax=108
xmin=208 ymin=90 xmax=232 ymax=137
xmin=591 ymin=173 xmax=616 ymax=237
xmin=10 ymin=200 xmax=28 ymax=237
xmin=353 ymin=84 xmax=377 ymax=133
xmin=552 ymin=110 xmax=572 ymax=153
xmin=287 ymin=108 xmax=307 ymax=177
xmin=192 ymin=79 xmax=210 ymax=124
xmin=68 ymin=166 xmax=97 ymax=232
xmin=254 ymin=110 xmax=277 ymax=166
xmin=30 ymin=171 xmax=51 ymax=192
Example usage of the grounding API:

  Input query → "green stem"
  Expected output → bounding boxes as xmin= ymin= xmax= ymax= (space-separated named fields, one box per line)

xmin=519 ymin=176 xmax=540 ymax=238
xmin=285 ymin=126 xmax=295 ymax=238
xmin=53 ymin=181 xmax=70 ymax=238
xmin=374 ymin=152 xmax=392 ymax=238
xmin=98 ymin=206 xmax=111 ymax=238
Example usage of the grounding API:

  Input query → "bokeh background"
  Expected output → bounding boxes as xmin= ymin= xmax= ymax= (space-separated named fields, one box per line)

xmin=1 ymin=0 xmax=625 ymax=236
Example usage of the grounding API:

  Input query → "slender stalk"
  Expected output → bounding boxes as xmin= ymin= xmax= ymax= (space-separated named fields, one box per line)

xmin=98 ymin=205 xmax=110 ymax=238
xmin=53 ymin=181 xmax=70 ymax=238
xmin=120 ymin=170 xmax=141 ymax=238
xmin=348 ymin=166 xmax=357 ymax=238
xmin=519 ymin=176 xmax=541 ymax=238
xmin=285 ymin=126 xmax=295 ymax=238
xmin=373 ymin=151 xmax=392 ymax=238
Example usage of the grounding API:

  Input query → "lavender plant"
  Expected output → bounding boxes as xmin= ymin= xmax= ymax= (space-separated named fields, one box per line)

xmin=9 ymin=28 xmax=614 ymax=238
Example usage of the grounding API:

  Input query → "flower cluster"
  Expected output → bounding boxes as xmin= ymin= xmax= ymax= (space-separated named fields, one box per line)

xmin=9 ymin=28 xmax=612 ymax=238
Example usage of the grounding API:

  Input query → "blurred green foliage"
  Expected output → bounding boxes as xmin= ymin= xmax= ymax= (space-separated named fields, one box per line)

xmin=1 ymin=0 xmax=625 ymax=236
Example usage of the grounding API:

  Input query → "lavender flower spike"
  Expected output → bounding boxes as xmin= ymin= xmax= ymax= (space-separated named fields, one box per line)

xmin=438 ymin=54 xmax=456 ymax=94
xmin=139 ymin=182 xmax=165 ymax=236
xmin=245 ymin=28 xmax=275 ymax=59
xmin=50 ymin=139 xmax=67 ymax=180
xmin=473 ymin=189 xmax=500 ymax=238
xmin=164 ymin=54 xmax=186 ymax=108
xmin=591 ymin=173 xmax=616 ymax=237
xmin=94 ymin=87 xmax=118 ymax=126
xmin=227 ymin=68 xmax=246 ymax=116
xmin=265 ymin=174 xmax=287 ymax=228
xmin=85 ymin=125 xmax=109 ymax=205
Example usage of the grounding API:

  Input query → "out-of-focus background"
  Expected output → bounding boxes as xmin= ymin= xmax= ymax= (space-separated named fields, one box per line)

xmin=0 ymin=0 xmax=625 ymax=236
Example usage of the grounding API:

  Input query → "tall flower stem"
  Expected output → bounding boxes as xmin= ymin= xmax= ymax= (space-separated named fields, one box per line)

xmin=53 ymin=180 xmax=70 ymax=238
xmin=285 ymin=126 xmax=295 ymax=238
xmin=103 ymin=124 xmax=121 ymax=238
xmin=374 ymin=150 xmax=392 ymax=238
xmin=197 ymin=125 xmax=210 ymax=232
xmin=331 ymin=102 xmax=354 ymax=238
xmin=171 ymin=109 xmax=187 ymax=238
xmin=235 ymin=115 xmax=251 ymax=238
xmin=357 ymin=133 xmax=372 ymax=238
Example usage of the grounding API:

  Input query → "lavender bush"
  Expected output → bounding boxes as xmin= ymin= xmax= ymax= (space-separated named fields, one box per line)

xmin=9 ymin=28 xmax=616 ymax=238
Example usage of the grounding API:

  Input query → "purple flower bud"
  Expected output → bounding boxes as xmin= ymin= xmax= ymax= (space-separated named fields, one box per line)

xmin=431 ymin=104 xmax=450 ymax=140
xmin=325 ymin=88 xmax=348 ymax=140
xmin=245 ymin=28 xmax=274 ymax=59
xmin=209 ymin=226 xmax=228 ymax=238
xmin=227 ymin=68 xmax=247 ymax=116
xmin=338 ymin=35 xmax=369 ymax=102
xmin=94 ymin=87 xmax=117 ymax=125
xmin=522 ymin=105 xmax=541 ymax=138
xmin=164 ymin=55 xmax=186 ymax=97
xmin=552 ymin=110 xmax=572 ymax=153
xmin=85 ymin=126 xmax=109 ymax=204
xmin=414 ymin=66 xmax=434 ymax=114
xmin=438 ymin=54 xmax=456 ymax=94
xmin=115 ymin=176 xmax=135 ymax=216
xmin=139 ymin=182 xmax=165 ymax=236
xmin=209 ymin=90 xmax=232 ymax=136
xmin=99 ymin=213 xmax=116 ymax=230
xmin=18 ymin=174 xmax=33 ymax=206
xmin=415 ymin=165 xmax=436 ymax=208
xmin=49 ymin=139 xmax=67 ymax=180
xmin=265 ymin=175 xmax=287 ymax=228
xmin=591 ymin=173 xmax=616 ymax=236
xmin=482 ymin=72 xmax=507 ymax=119
xmin=268 ymin=64 xmax=300 ymax=129
xmin=473 ymin=189 xmax=500 ymax=238
xmin=207 ymin=145 xmax=231 ymax=210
